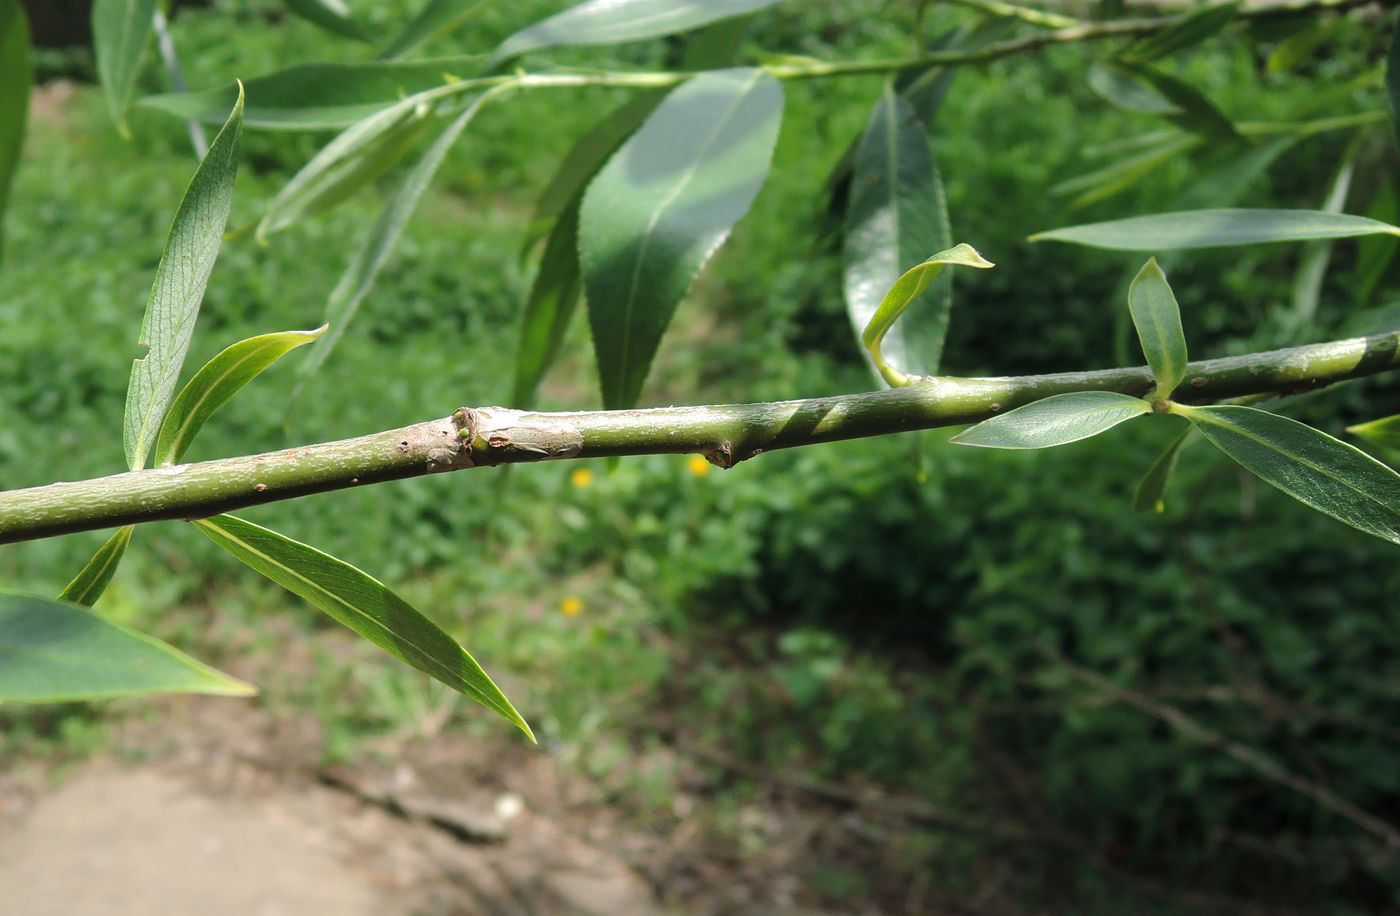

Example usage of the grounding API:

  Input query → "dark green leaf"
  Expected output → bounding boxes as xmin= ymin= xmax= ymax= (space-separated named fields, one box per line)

xmin=284 ymin=0 xmax=370 ymax=41
xmin=1032 ymin=209 xmax=1400 ymax=251
xmin=513 ymin=199 xmax=582 ymax=407
xmin=951 ymin=392 xmax=1152 ymax=449
xmin=1128 ymin=258 xmax=1188 ymax=398
xmin=123 ymin=86 xmax=243 ymax=471
xmin=0 ymin=0 xmax=29 ymax=264
xmin=155 ymin=326 xmax=326 ymax=467
xmin=380 ymin=0 xmax=495 ymax=60
xmin=1180 ymin=405 xmax=1400 ymax=545
xmin=92 ymin=0 xmax=156 ymax=136
xmin=1101 ymin=61 xmax=1239 ymax=141
xmin=490 ymin=0 xmax=777 ymax=66
xmin=579 ymin=68 xmax=783 ymax=409
xmin=1291 ymin=141 xmax=1357 ymax=331
xmin=140 ymin=58 xmax=479 ymax=130
xmin=1088 ymin=62 xmax=1177 ymax=115
xmin=1347 ymin=414 xmax=1400 ymax=452
xmin=58 ymin=526 xmax=135 ymax=607
xmin=844 ymin=84 xmax=955 ymax=384
xmin=194 ymin=515 xmax=532 ymax=738
xmin=1356 ymin=181 xmax=1399 ymax=306
xmin=0 ymin=591 xmax=253 ymax=702
xmin=1388 ymin=18 xmax=1400 ymax=152
xmin=1133 ymin=426 xmax=1191 ymax=512
xmin=1118 ymin=0 xmax=1238 ymax=63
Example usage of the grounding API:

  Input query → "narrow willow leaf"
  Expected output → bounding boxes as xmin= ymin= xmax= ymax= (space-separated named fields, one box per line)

xmin=1103 ymin=61 xmax=1239 ymax=141
xmin=292 ymin=94 xmax=490 ymax=400
xmin=580 ymin=68 xmax=783 ymax=409
xmin=92 ymin=0 xmax=156 ymax=136
xmin=380 ymin=0 xmax=495 ymax=60
xmin=284 ymin=0 xmax=370 ymax=41
xmin=140 ymin=57 xmax=478 ymax=130
xmin=1133 ymin=426 xmax=1192 ymax=512
xmin=1356 ymin=183 xmax=1398 ymax=305
xmin=1179 ymin=136 xmax=1297 ymax=210
xmin=1088 ymin=62 xmax=1177 ymax=115
xmin=951 ymin=392 xmax=1152 ymax=450
xmin=490 ymin=0 xmax=777 ymax=66
xmin=1118 ymin=0 xmax=1238 ymax=63
xmin=0 ymin=591 xmax=253 ymax=702
xmin=844 ymin=85 xmax=954 ymax=385
xmin=0 ymin=0 xmax=30 ymax=264
xmin=194 ymin=515 xmax=532 ymax=738
xmin=123 ymin=87 xmax=243 ymax=471
xmin=1292 ymin=142 xmax=1357 ymax=330
xmin=58 ymin=526 xmax=135 ymax=607
xmin=1128 ymin=258 xmax=1188 ymax=399
xmin=512 ymin=199 xmax=582 ymax=407
xmin=154 ymin=326 xmax=326 ymax=466
xmin=1348 ymin=414 xmax=1400 ymax=451
xmin=1181 ymin=405 xmax=1400 ymax=545
xmin=1388 ymin=21 xmax=1400 ymax=152
xmin=1052 ymin=136 xmax=1199 ymax=209
xmin=860 ymin=244 xmax=993 ymax=387
xmin=1032 ymin=209 xmax=1400 ymax=251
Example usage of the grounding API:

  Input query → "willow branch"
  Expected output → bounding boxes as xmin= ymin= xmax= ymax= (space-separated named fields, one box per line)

xmin=2 ymin=330 xmax=1398 ymax=544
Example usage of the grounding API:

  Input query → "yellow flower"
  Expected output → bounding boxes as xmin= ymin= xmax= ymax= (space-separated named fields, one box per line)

xmin=687 ymin=455 xmax=712 ymax=478
xmin=570 ymin=467 xmax=594 ymax=488
xmin=560 ymin=596 xmax=583 ymax=617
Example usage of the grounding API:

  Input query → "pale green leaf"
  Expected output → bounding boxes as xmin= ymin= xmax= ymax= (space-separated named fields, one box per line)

xmin=1118 ymin=0 xmax=1238 ymax=63
xmin=380 ymin=0 xmax=496 ymax=60
xmin=1181 ymin=405 xmax=1400 ymax=545
xmin=123 ymin=86 xmax=244 ymax=471
xmin=92 ymin=0 xmax=156 ymax=135
xmin=155 ymin=326 xmax=327 ymax=467
xmin=1052 ymin=135 xmax=1199 ymax=209
xmin=579 ymin=68 xmax=783 ymax=409
xmin=58 ymin=526 xmax=135 ymax=607
xmin=844 ymin=84 xmax=955 ymax=385
xmin=0 ymin=0 xmax=29 ymax=264
xmin=1032 ymin=209 xmax=1400 ymax=251
xmin=0 ymin=591 xmax=253 ymax=703
xmin=195 ymin=515 xmax=532 ymax=738
xmin=1128 ymin=258 xmax=1188 ymax=399
xmin=860 ymin=244 xmax=993 ymax=387
xmin=284 ymin=0 xmax=370 ymax=41
xmin=490 ymin=0 xmax=778 ymax=66
xmin=513 ymin=199 xmax=582 ymax=407
xmin=1347 ymin=414 xmax=1400 ymax=452
xmin=1133 ymin=426 xmax=1192 ymax=512
xmin=951 ymin=392 xmax=1152 ymax=450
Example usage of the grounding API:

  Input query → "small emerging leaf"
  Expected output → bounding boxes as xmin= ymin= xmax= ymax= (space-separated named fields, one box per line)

xmin=1179 ymin=404 xmax=1400 ymax=545
xmin=1128 ymin=258 xmax=1188 ymax=399
xmin=951 ymin=392 xmax=1152 ymax=449
xmin=195 ymin=515 xmax=533 ymax=738
xmin=1133 ymin=426 xmax=1192 ymax=512
xmin=1032 ymin=209 xmax=1400 ymax=251
xmin=1348 ymin=414 xmax=1400 ymax=452
xmin=0 ymin=591 xmax=253 ymax=702
xmin=860 ymin=243 xmax=993 ymax=387
xmin=155 ymin=326 xmax=326 ymax=467
xmin=92 ymin=0 xmax=157 ymax=136
xmin=59 ymin=526 xmax=135 ymax=607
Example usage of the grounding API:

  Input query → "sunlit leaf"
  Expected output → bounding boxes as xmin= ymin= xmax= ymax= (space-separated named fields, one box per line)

xmin=513 ymin=199 xmax=582 ymax=407
xmin=1133 ymin=426 xmax=1192 ymax=512
xmin=194 ymin=515 xmax=532 ymax=738
xmin=123 ymin=87 xmax=243 ymax=471
xmin=860 ymin=244 xmax=993 ymax=387
xmin=1128 ymin=258 xmax=1188 ymax=399
xmin=844 ymin=84 xmax=955 ymax=385
xmin=951 ymin=392 xmax=1152 ymax=449
xmin=1180 ymin=404 xmax=1400 ymax=545
xmin=155 ymin=326 xmax=326 ymax=467
xmin=58 ymin=526 xmax=135 ymax=607
xmin=380 ymin=0 xmax=495 ymax=59
xmin=579 ymin=68 xmax=783 ymax=409
xmin=490 ymin=0 xmax=777 ymax=66
xmin=1032 ymin=209 xmax=1400 ymax=251
xmin=1348 ymin=414 xmax=1400 ymax=452
xmin=284 ymin=0 xmax=370 ymax=41
xmin=1118 ymin=0 xmax=1238 ymax=63
xmin=0 ymin=0 xmax=29 ymax=264
xmin=0 ymin=591 xmax=253 ymax=702
xmin=92 ymin=0 xmax=156 ymax=136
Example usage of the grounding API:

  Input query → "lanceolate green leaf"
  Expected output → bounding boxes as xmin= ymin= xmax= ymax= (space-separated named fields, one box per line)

xmin=513 ymin=199 xmax=582 ymax=407
xmin=92 ymin=0 xmax=157 ymax=136
xmin=951 ymin=392 xmax=1152 ymax=449
xmin=1118 ymin=0 xmax=1238 ymax=63
xmin=0 ymin=591 xmax=253 ymax=702
xmin=380 ymin=0 xmax=495 ymax=60
xmin=155 ymin=326 xmax=327 ymax=467
xmin=579 ymin=68 xmax=783 ymax=409
xmin=1387 ymin=20 xmax=1400 ymax=151
xmin=1348 ymin=414 xmax=1400 ymax=452
xmin=0 ymin=0 xmax=30 ymax=264
xmin=1101 ymin=61 xmax=1239 ymax=141
xmin=490 ymin=0 xmax=777 ymax=66
xmin=292 ymin=94 xmax=491 ymax=399
xmin=141 ymin=58 xmax=479 ymax=130
xmin=1032 ymin=209 xmax=1400 ymax=251
xmin=283 ymin=0 xmax=370 ymax=41
xmin=194 ymin=515 xmax=532 ymax=738
xmin=1133 ymin=426 xmax=1192 ymax=512
xmin=123 ymin=87 xmax=244 ymax=471
xmin=845 ymin=84 xmax=954 ymax=385
xmin=1179 ymin=405 xmax=1400 ymax=545
xmin=59 ymin=526 xmax=135 ymax=607
xmin=1292 ymin=141 xmax=1358 ymax=330
xmin=1128 ymin=258 xmax=1188 ymax=399
xmin=860 ymin=244 xmax=993 ymax=387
